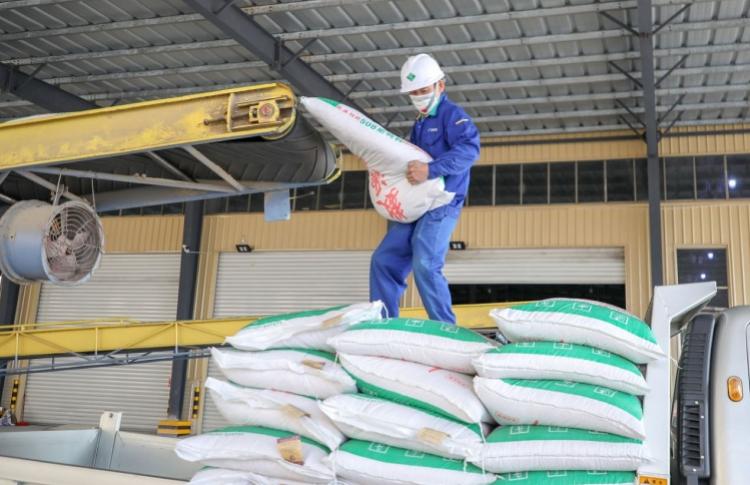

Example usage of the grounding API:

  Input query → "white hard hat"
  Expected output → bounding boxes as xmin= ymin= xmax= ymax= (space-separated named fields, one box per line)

xmin=400 ymin=54 xmax=445 ymax=93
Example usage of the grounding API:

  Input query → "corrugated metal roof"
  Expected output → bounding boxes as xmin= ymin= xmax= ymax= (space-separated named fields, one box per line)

xmin=1 ymin=0 xmax=747 ymax=139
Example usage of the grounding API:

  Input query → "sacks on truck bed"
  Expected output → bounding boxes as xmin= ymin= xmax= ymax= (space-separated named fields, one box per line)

xmin=188 ymin=468 xmax=352 ymax=485
xmin=492 ymin=470 xmax=637 ymax=485
xmin=327 ymin=440 xmax=496 ymax=485
xmin=340 ymin=353 xmax=491 ymax=424
xmin=491 ymin=298 xmax=663 ymax=364
xmin=175 ymin=426 xmax=333 ymax=483
xmin=226 ymin=302 xmax=384 ymax=352
xmin=300 ymin=96 xmax=454 ymax=223
xmin=319 ymin=393 xmax=486 ymax=460
xmin=210 ymin=347 xmax=356 ymax=399
xmin=474 ymin=378 xmax=645 ymax=439
xmin=328 ymin=317 xmax=496 ymax=374
xmin=205 ymin=377 xmax=344 ymax=450
xmin=472 ymin=341 xmax=648 ymax=395
xmin=473 ymin=425 xmax=648 ymax=473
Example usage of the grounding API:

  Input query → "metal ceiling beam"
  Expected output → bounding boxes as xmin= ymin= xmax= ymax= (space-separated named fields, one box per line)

xmin=27 ymin=167 xmax=235 ymax=193
xmin=0 ymin=62 xmax=94 ymax=112
xmin=14 ymin=171 xmax=84 ymax=202
xmin=183 ymin=146 xmax=243 ymax=192
xmin=8 ymin=16 xmax=739 ymax=68
xmin=0 ymin=0 xmax=723 ymax=46
xmin=383 ymin=100 xmax=750 ymax=128
xmin=242 ymin=0 xmax=373 ymax=15
xmin=479 ymin=117 xmax=750 ymax=138
xmin=89 ymin=180 xmax=320 ymax=212
xmin=183 ymin=0 xmax=358 ymax=108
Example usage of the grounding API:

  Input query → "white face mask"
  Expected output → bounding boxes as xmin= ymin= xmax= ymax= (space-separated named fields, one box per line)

xmin=409 ymin=86 xmax=440 ymax=115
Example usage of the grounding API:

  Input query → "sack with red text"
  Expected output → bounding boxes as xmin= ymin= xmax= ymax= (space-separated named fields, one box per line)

xmin=300 ymin=97 xmax=454 ymax=223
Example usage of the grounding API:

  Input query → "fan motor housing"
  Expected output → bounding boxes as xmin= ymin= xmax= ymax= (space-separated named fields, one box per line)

xmin=0 ymin=200 xmax=104 ymax=285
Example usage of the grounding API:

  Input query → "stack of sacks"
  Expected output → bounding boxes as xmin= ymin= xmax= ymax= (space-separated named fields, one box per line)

xmin=325 ymin=317 xmax=498 ymax=484
xmin=471 ymin=298 xmax=662 ymax=482
xmin=175 ymin=302 xmax=383 ymax=484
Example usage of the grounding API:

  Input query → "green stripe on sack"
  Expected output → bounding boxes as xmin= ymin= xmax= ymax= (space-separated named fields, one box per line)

xmin=242 ymin=305 xmax=348 ymax=329
xmin=346 ymin=318 xmax=490 ymax=343
xmin=493 ymin=470 xmax=636 ymax=484
xmin=350 ymin=374 xmax=481 ymax=431
xmin=319 ymin=97 xmax=341 ymax=107
xmin=487 ymin=425 xmax=641 ymax=444
xmin=208 ymin=425 xmax=330 ymax=452
xmin=503 ymin=379 xmax=643 ymax=420
xmin=489 ymin=342 xmax=643 ymax=377
xmin=511 ymin=299 xmax=656 ymax=344
xmin=344 ymin=393 xmax=483 ymax=436
xmin=341 ymin=440 xmax=484 ymax=473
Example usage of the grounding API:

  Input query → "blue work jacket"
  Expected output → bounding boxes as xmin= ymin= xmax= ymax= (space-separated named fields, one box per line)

xmin=409 ymin=94 xmax=481 ymax=208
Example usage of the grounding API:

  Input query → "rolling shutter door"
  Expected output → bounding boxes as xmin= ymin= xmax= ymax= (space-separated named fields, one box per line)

xmin=23 ymin=253 xmax=180 ymax=432
xmin=444 ymin=248 xmax=625 ymax=284
xmin=202 ymin=250 xmax=370 ymax=431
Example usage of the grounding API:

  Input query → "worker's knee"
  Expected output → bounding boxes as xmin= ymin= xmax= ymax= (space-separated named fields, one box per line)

xmin=412 ymin=254 xmax=437 ymax=281
xmin=371 ymin=248 xmax=394 ymax=274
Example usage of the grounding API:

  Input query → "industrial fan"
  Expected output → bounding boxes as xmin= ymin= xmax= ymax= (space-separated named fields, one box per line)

xmin=0 ymin=200 xmax=104 ymax=285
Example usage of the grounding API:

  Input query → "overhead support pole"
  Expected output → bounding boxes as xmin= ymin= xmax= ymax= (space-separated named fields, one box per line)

xmin=28 ymin=167 xmax=235 ymax=193
xmin=145 ymin=152 xmax=193 ymax=182
xmin=183 ymin=146 xmax=244 ymax=192
xmin=15 ymin=171 xmax=83 ymax=202
xmin=183 ymin=0 xmax=367 ymax=112
xmin=167 ymin=200 xmax=204 ymax=420
xmin=637 ymin=0 xmax=664 ymax=288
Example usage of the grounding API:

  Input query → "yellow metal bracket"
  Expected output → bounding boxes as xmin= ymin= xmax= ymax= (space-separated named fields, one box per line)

xmin=0 ymin=82 xmax=296 ymax=170
xmin=0 ymin=302 xmax=513 ymax=360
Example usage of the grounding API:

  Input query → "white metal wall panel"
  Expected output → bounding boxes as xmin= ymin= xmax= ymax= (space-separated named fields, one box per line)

xmin=36 ymin=253 xmax=181 ymax=322
xmin=444 ymin=248 xmax=625 ymax=285
xmin=22 ymin=358 xmax=172 ymax=432
xmin=24 ymin=253 xmax=180 ymax=431
xmin=213 ymin=251 xmax=371 ymax=316
xmin=203 ymin=251 xmax=371 ymax=431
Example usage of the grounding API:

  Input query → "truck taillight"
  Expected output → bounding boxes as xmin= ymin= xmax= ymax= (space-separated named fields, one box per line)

xmin=727 ymin=376 xmax=744 ymax=402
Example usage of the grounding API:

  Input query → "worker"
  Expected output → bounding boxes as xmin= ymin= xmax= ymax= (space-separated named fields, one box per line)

xmin=370 ymin=54 xmax=480 ymax=324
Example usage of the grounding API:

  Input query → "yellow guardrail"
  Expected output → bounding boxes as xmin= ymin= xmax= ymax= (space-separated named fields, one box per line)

xmin=0 ymin=302 xmax=516 ymax=359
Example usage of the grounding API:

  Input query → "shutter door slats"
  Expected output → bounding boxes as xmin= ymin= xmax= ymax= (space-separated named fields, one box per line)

xmin=203 ymin=251 xmax=371 ymax=431
xmin=445 ymin=248 xmax=625 ymax=285
xmin=24 ymin=253 xmax=180 ymax=432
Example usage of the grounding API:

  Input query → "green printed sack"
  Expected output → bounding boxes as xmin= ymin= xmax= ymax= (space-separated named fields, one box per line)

xmin=474 ymin=425 xmax=647 ymax=473
xmin=472 ymin=342 xmax=648 ymax=395
xmin=226 ymin=302 xmax=383 ymax=352
xmin=175 ymin=426 xmax=333 ymax=483
xmin=210 ymin=347 xmax=356 ymax=399
xmin=328 ymin=317 xmax=497 ymax=373
xmin=474 ymin=378 xmax=645 ymax=439
xmin=327 ymin=440 xmax=496 ymax=485
xmin=491 ymin=298 xmax=663 ymax=363
xmin=492 ymin=470 xmax=636 ymax=485
xmin=340 ymin=353 xmax=492 ymax=424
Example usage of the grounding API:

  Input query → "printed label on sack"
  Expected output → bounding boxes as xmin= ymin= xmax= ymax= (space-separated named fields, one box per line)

xmin=417 ymin=427 xmax=449 ymax=446
xmin=301 ymin=359 xmax=326 ymax=370
xmin=322 ymin=315 xmax=344 ymax=328
xmin=281 ymin=404 xmax=309 ymax=420
xmin=277 ymin=435 xmax=304 ymax=465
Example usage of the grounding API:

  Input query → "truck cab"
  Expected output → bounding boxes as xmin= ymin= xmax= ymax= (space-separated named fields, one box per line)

xmin=673 ymin=306 xmax=750 ymax=484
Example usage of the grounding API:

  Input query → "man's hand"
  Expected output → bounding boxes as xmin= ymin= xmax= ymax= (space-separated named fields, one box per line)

xmin=406 ymin=161 xmax=429 ymax=185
